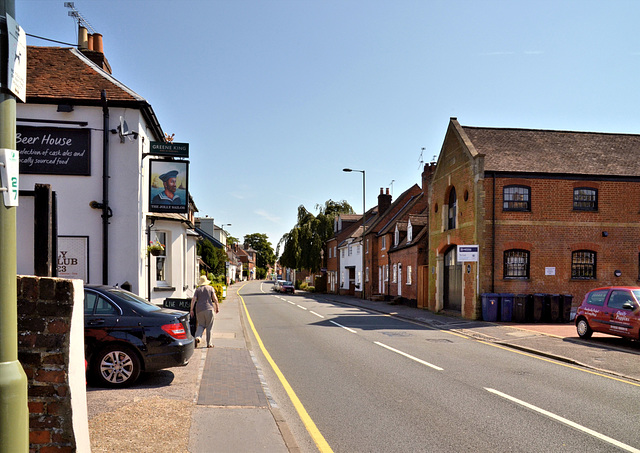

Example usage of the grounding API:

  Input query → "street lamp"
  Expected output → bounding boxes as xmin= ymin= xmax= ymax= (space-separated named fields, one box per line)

xmin=218 ymin=223 xmax=232 ymax=284
xmin=343 ymin=168 xmax=366 ymax=300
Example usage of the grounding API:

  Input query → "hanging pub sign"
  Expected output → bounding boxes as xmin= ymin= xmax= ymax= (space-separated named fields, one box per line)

xmin=149 ymin=141 xmax=189 ymax=158
xmin=16 ymin=126 xmax=90 ymax=175
xmin=149 ymin=159 xmax=189 ymax=213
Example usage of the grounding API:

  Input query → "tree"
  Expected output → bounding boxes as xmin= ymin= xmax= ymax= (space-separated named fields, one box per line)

xmin=197 ymin=240 xmax=227 ymax=276
xmin=243 ymin=233 xmax=276 ymax=271
xmin=279 ymin=199 xmax=353 ymax=272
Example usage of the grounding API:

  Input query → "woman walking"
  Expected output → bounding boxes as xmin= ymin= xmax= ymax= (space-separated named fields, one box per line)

xmin=190 ymin=275 xmax=219 ymax=348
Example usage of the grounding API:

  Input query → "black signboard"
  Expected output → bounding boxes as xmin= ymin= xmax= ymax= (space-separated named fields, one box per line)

xmin=16 ymin=126 xmax=91 ymax=175
xmin=150 ymin=141 xmax=189 ymax=158
xmin=163 ymin=298 xmax=191 ymax=311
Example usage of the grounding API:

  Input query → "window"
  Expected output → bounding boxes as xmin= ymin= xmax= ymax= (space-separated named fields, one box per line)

xmin=407 ymin=265 xmax=412 ymax=285
xmin=394 ymin=226 xmax=400 ymax=246
xmin=392 ymin=264 xmax=397 ymax=283
xmin=448 ymin=187 xmax=457 ymax=229
xmin=407 ymin=221 xmax=413 ymax=244
xmin=382 ymin=236 xmax=386 ymax=250
xmin=573 ymin=188 xmax=597 ymax=211
xmin=585 ymin=289 xmax=607 ymax=306
xmin=366 ymin=266 xmax=369 ymax=282
xmin=504 ymin=249 xmax=530 ymax=278
xmin=366 ymin=239 xmax=369 ymax=254
xmin=384 ymin=264 xmax=389 ymax=281
xmin=572 ymin=250 xmax=596 ymax=279
xmin=348 ymin=244 xmax=352 ymax=256
xmin=155 ymin=231 xmax=168 ymax=284
xmin=607 ymin=290 xmax=633 ymax=309
xmin=503 ymin=185 xmax=531 ymax=211
xmin=341 ymin=249 xmax=345 ymax=258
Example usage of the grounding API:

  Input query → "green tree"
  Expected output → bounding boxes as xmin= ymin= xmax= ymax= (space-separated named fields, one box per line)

xmin=279 ymin=199 xmax=353 ymax=272
xmin=197 ymin=240 xmax=227 ymax=277
xmin=243 ymin=233 xmax=276 ymax=274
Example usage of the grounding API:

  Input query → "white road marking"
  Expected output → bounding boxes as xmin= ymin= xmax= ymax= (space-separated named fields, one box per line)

xmin=310 ymin=311 xmax=325 ymax=318
xmin=297 ymin=305 xmax=308 ymax=310
xmin=330 ymin=320 xmax=357 ymax=333
xmin=485 ymin=388 xmax=640 ymax=453
xmin=374 ymin=341 xmax=444 ymax=371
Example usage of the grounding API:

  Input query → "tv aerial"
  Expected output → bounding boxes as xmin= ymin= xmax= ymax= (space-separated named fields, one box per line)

xmin=64 ymin=2 xmax=97 ymax=34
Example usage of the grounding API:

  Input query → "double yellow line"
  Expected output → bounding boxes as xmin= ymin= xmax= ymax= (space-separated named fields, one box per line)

xmin=238 ymin=284 xmax=333 ymax=452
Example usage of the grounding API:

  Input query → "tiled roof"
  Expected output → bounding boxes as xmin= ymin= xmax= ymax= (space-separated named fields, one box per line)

xmin=462 ymin=125 xmax=640 ymax=177
xmin=27 ymin=46 xmax=143 ymax=104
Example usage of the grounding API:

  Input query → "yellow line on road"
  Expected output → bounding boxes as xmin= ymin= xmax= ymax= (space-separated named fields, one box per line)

xmin=238 ymin=284 xmax=333 ymax=453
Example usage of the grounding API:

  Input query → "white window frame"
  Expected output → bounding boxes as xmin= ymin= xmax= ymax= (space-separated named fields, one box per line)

xmin=392 ymin=263 xmax=397 ymax=283
xmin=407 ymin=265 xmax=412 ymax=285
xmin=407 ymin=220 xmax=413 ymax=244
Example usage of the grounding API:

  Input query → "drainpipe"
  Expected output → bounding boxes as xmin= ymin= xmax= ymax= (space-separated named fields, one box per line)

xmin=146 ymin=219 xmax=155 ymax=301
xmin=491 ymin=174 xmax=496 ymax=293
xmin=101 ymin=90 xmax=110 ymax=284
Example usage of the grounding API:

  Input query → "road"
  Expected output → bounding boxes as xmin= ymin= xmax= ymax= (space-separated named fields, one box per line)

xmin=241 ymin=280 xmax=640 ymax=453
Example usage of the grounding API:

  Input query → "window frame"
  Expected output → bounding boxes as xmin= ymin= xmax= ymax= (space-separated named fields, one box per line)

xmin=503 ymin=185 xmax=531 ymax=212
xmin=571 ymin=250 xmax=597 ymax=280
xmin=503 ymin=249 xmax=530 ymax=279
xmin=448 ymin=187 xmax=457 ymax=230
xmin=573 ymin=187 xmax=598 ymax=211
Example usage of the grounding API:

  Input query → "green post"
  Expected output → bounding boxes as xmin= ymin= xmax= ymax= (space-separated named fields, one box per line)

xmin=0 ymin=0 xmax=29 ymax=451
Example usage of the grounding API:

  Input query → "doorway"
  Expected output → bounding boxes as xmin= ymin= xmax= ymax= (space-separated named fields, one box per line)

xmin=443 ymin=246 xmax=462 ymax=311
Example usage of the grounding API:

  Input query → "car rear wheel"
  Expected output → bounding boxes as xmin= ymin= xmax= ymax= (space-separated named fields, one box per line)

xmin=576 ymin=318 xmax=593 ymax=339
xmin=91 ymin=344 xmax=141 ymax=388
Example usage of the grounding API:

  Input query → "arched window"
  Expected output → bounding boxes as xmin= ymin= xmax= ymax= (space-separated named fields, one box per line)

xmin=448 ymin=187 xmax=457 ymax=230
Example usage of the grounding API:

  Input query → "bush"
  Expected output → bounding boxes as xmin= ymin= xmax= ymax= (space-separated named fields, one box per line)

xmin=213 ymin=283 xmax=225 ymax=301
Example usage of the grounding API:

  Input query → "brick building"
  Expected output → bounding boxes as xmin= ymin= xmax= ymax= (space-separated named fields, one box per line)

xmin=429 ymin=118 xmax=640 ymax=319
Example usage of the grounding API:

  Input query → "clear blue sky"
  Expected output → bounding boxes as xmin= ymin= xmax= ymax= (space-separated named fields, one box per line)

xmin=17 ymin=0 xmax=640 ymax=254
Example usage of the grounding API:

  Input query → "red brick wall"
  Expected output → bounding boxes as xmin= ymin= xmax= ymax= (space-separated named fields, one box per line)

xmin=17 ymin=276 xmax=89 ymax=452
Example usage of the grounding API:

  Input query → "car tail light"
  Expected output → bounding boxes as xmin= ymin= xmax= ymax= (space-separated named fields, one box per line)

xmin=162 ymin=322 xmax=187 ymax=340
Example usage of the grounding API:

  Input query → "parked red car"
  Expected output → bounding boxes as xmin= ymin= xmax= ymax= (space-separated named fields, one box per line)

xmin=575 ymin=286 xmax=640 ymax=340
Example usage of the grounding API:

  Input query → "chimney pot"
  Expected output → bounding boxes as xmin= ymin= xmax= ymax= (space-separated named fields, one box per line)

xmin=87 ymin=34 xmax=94 ymax=51
xmin=78 ymin=26 xmax=88 ymax=50
xmin=93 ymin=33 xmax=104 ymax=53
xmin=386 ymin=188 xmax=389 ymax=195
xmin=379 ymin=188 xmax=383 ymax=194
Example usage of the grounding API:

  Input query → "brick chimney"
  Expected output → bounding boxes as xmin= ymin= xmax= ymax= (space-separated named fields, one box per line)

xmin=378 ymin=188 xmax=392 ymax=214
xmin=422 ymin=161 xmax=436 ymax=195
xmin=78 ymin=26 xmax=112 ymax=74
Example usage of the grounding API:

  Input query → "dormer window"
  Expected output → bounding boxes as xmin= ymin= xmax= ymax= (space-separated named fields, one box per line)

xmin=407 ymin=220 xmax=413 ymax=244
xmin=394 ymin=225 xmax=400 ymax=246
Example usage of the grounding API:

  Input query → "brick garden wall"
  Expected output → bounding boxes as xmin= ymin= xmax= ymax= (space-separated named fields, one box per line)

xmin=17 ymin=276 xmax=90 ymax=452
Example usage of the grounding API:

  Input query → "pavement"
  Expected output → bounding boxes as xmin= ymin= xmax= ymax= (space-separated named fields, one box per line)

xmin=87 ymin=282 xmax=640 ymax=452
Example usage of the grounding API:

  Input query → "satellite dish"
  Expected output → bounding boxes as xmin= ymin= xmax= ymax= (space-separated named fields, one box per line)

xmin=117 ymin=116 xmax=138 ymax=142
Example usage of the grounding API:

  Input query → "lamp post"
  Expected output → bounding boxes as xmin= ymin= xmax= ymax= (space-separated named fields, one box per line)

xmin=343 ymin=168 xmax=366 ymax=300
xmin=219 ymin=224 xmax=231 ymax=284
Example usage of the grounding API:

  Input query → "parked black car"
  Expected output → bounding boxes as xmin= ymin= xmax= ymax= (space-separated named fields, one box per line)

xmin=84 ymin=285 xmax=195 ymax=387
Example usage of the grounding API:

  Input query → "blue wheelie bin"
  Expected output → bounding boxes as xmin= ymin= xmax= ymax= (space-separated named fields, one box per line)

xmin=482 ymin=293 xmax=500 ymax=322
xmin=500 ymin=293 xmax=514 ymax=322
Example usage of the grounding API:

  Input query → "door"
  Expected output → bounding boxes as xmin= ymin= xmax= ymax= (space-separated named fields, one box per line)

xmin=443 ymin=247 xmax=462 ymax=311
xmin=604 ymin=289 xmax=639 ymax=338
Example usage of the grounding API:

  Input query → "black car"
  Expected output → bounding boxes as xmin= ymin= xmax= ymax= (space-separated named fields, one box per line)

xmin=84 ymin=285 xmax=195 ymax=387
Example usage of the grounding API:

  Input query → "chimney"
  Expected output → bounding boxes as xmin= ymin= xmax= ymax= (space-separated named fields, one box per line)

xmin=422 ymin=161 xmax=436 ymax=195
xmin=378 ymin=187 xmax=392 ymax=214
xmin=78 ymin=28 xmax=112 ymax=74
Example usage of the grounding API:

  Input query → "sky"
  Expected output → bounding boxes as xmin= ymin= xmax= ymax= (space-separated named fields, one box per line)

xmin=16 ymin=0 xmax=640 ymax=254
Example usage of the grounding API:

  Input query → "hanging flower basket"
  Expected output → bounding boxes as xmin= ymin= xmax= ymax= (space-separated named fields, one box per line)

xmin=147 ymin=240 xmax=165 ymax=256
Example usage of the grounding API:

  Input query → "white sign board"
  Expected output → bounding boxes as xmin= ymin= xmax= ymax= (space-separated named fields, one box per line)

xmin=0 ymin=148 xmax=19 ymax=206
xmin=58 ymin=236 xmax=89 ymax=281
xmin=457 ymin=245 xmax=479 ymax=262
xmin=545 ymin=267 xmax=556 ymax=276
xmin=6 ymin=14 xmax=26 ymax=103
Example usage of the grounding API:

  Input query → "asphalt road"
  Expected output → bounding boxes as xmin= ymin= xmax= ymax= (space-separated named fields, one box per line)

xmin=243 ymin=281 xmax=640 ymax=453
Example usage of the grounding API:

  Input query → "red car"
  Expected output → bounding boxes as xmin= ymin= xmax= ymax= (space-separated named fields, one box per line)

xmin=280 ymin=281 xmax=295 ymax=294
xmin=575 ymin=286 xmax=640 ymax=340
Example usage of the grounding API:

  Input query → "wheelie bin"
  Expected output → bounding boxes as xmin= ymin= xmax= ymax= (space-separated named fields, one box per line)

xmin=549 ymin=294 xmax=561 ymax=322
xmin=482 ymin=293 xmax=499 ymax=322
xmin=561 ymin=294 xmax=573 ymax=323
xmin=532 ymin=293 xmax=545 ymax=322
xmin=513 ymin=294 xmax=532 ymax=322
xmin=500 ymin=293 xmax=514 ymax=322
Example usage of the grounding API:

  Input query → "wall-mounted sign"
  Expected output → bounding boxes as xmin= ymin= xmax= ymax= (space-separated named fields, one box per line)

xmin=0 ymin=148 xmax=19 ymax=207
xmin=58 ymin=236 xmax=89 ymax=281
xmin=6 ymin=14 xmax=26 ymax=103
xmin=16 ymin=126 xmax=91 ymax=175
xmin=149 ymin=159 xmax=188 ymax=213
xmin=545 ymin=267 xmax=556 ymax=276
xmin=149 ymin=141 xmax=189 ymax=158
xmin=457 ymin=245 xmax=479 ymax=262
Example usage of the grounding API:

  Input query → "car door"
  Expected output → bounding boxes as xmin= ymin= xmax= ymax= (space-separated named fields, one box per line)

xmin=84 ymin=290 xmax=122 ymax=354
xmin=603 ymin=289 xmax=638 ymax=339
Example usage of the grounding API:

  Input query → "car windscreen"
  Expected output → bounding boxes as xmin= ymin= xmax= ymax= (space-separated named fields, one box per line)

xmin=632 ymin=290 xmax=640 ymax=302
xmin=105 ymin=289 xmax=162 ymax=313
